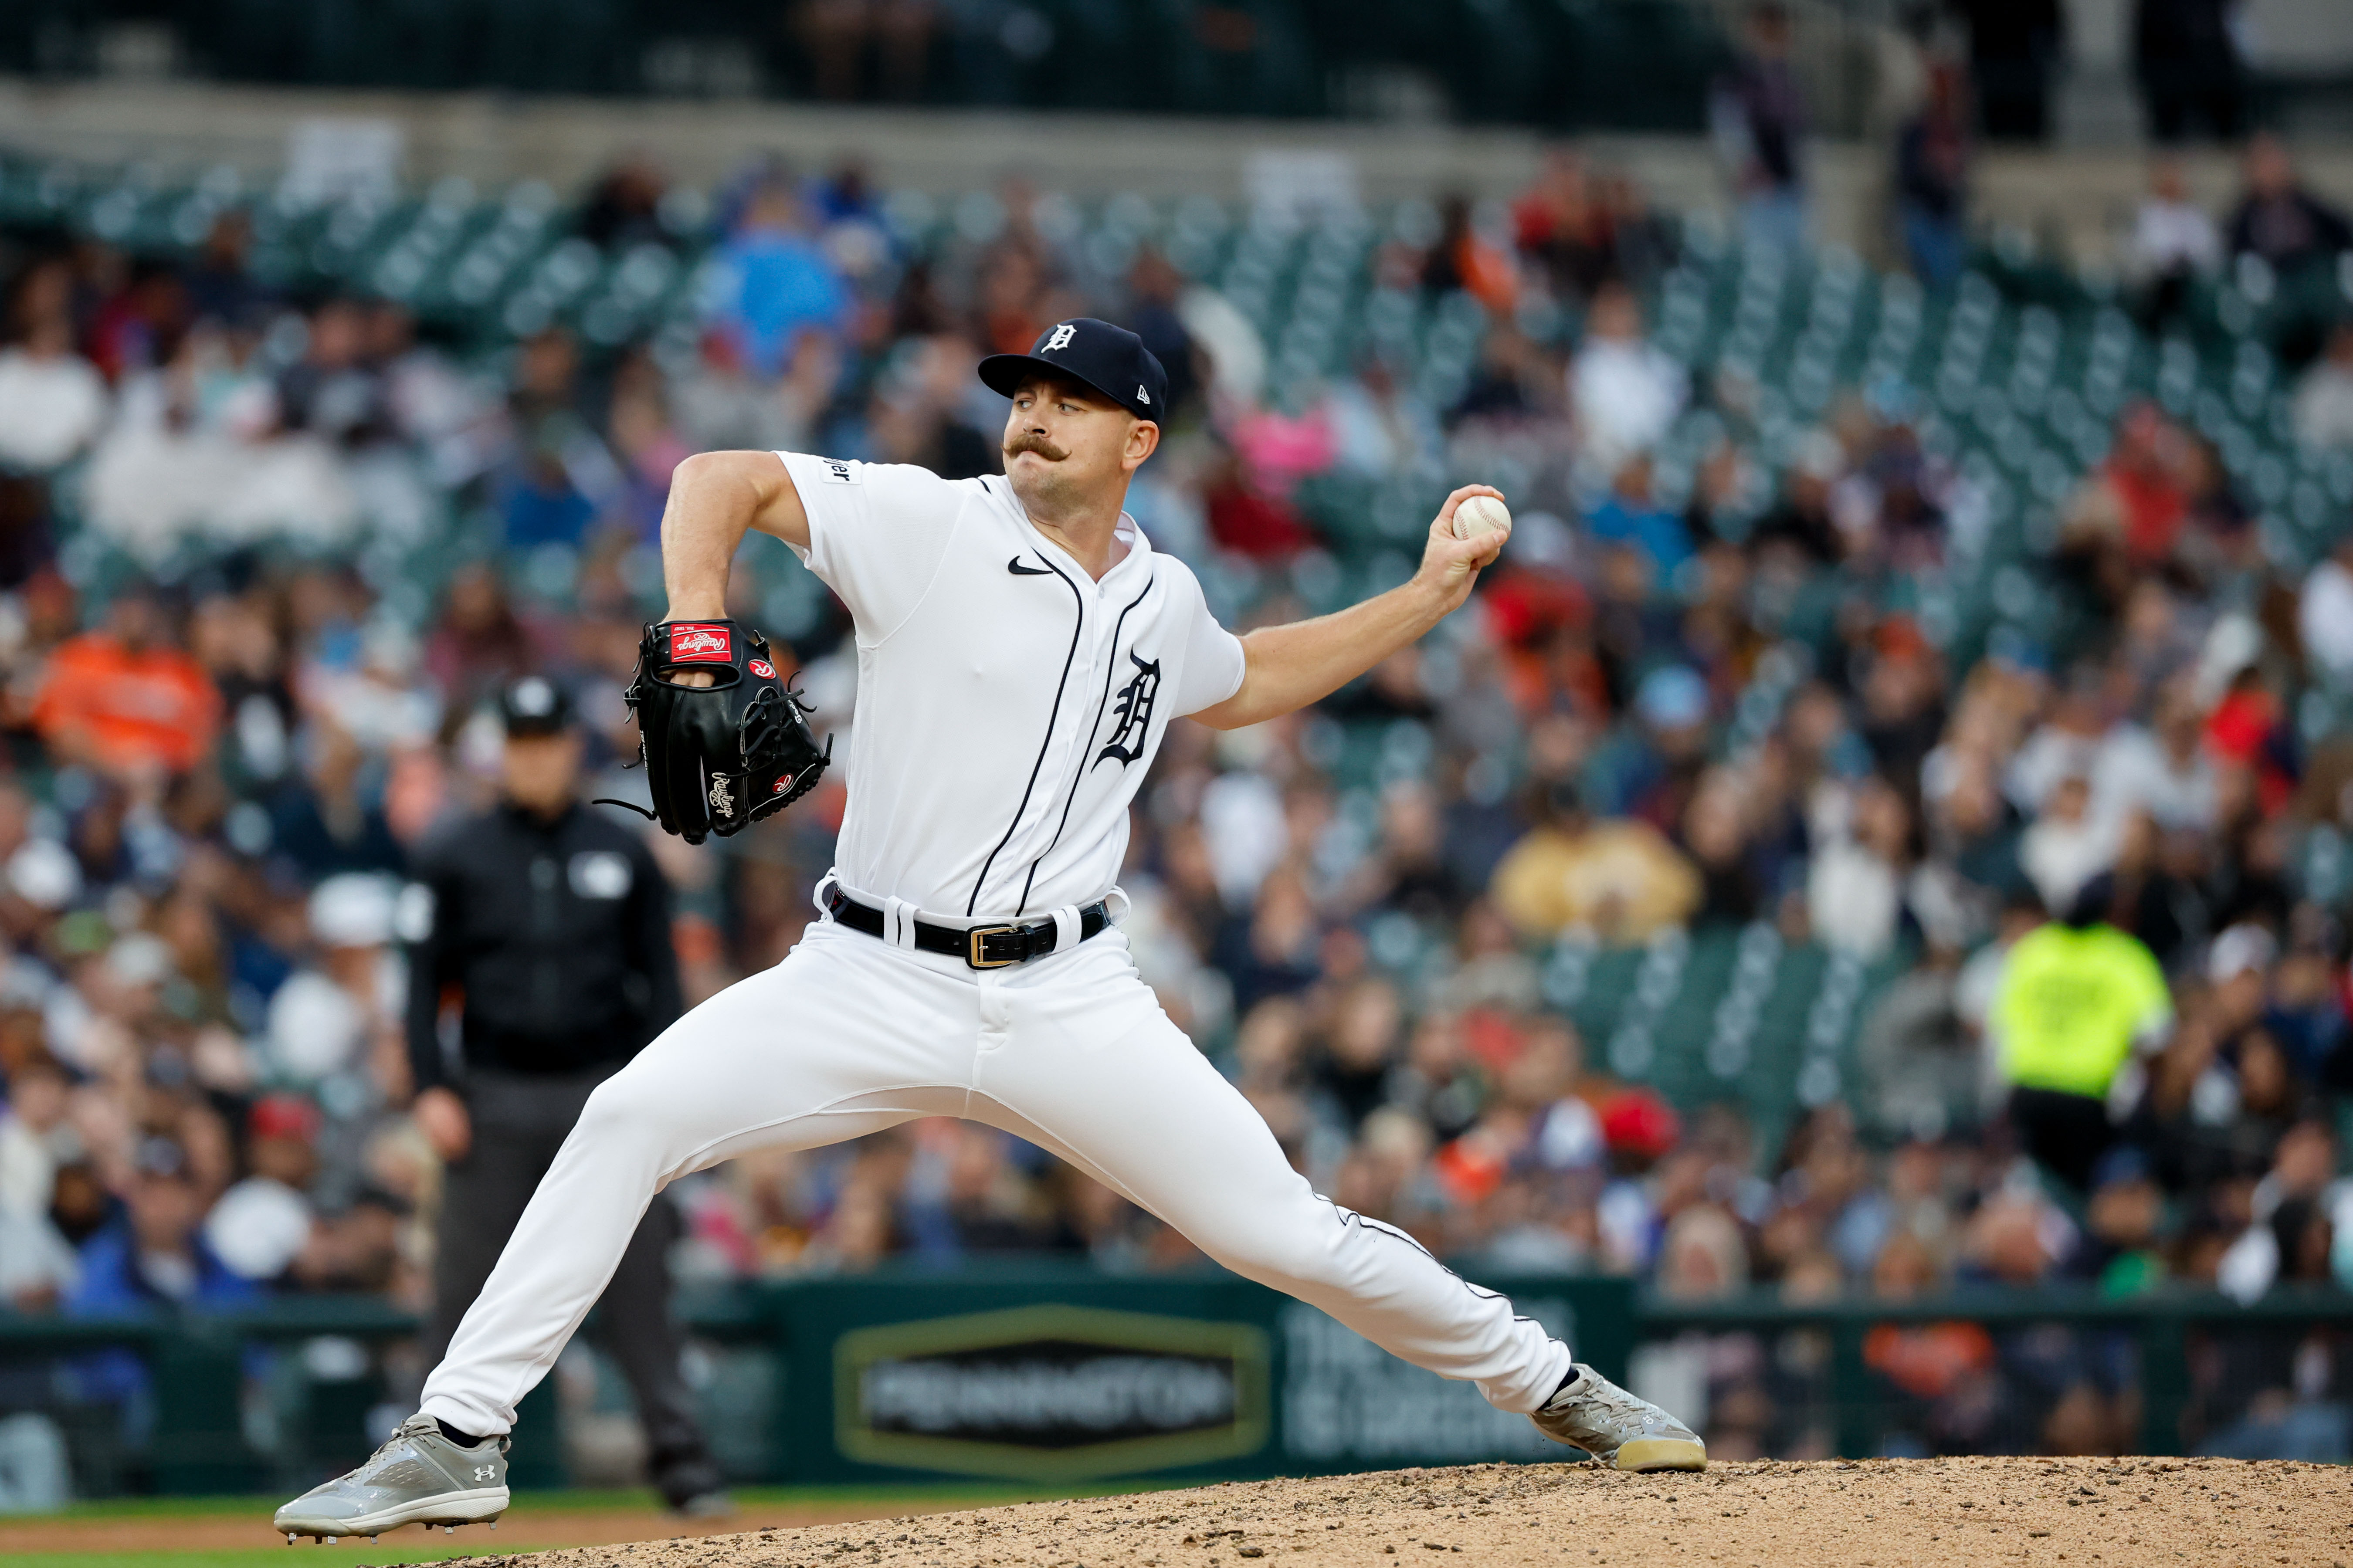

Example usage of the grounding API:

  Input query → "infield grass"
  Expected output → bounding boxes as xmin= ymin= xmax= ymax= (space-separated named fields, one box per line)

xmin=0 ymin=1483 xmax=1142 ymax=1568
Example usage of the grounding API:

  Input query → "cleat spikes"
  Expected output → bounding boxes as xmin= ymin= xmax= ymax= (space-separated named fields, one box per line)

xmin=323 ymin=1537 xmax=337 ymax=1545
xmin=287 ymin=1534 xmax=297 ymax=1545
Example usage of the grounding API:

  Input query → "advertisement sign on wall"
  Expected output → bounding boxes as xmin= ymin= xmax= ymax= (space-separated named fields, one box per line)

xmin=768 ymin=1269 xmax=1634 ymax=1484
xmin=834 ymin=1303 xmax=1271 ymax=1482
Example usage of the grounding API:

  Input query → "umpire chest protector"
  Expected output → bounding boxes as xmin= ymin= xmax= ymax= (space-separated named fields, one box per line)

xmin=413 ymin=804 xmax=672 ymax=1066
xmin=776 ymin=456 xmax=1245 ymax=923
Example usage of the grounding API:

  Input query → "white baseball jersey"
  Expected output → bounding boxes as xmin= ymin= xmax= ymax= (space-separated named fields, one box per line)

xmin=774 ymin=452 xmax=1246 ymax=921
xmin=411 ymin=449 xmax=1575 ymax=1459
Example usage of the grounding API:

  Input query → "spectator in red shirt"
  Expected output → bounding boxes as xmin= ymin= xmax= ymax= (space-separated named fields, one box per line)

xmin=2060 ymin=400 xmax=2192 ymax=610
xmin=1513 ymin=150 xmax=1617 ymax=303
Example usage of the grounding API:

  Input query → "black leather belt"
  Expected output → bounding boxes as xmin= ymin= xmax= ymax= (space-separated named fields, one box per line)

xmin=824 ymin=886 xmax=1111 ymax=969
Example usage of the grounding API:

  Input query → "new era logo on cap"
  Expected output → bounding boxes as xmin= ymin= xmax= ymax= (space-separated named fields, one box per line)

xmin=668 ymin=623 xmax=732 ymax=662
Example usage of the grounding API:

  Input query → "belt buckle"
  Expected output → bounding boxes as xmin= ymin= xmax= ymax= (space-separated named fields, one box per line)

xmin=967 ymin=924 xmax=1021 ymax=969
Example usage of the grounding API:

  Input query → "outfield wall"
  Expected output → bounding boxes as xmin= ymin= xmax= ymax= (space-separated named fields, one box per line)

xmin=2 ymin=1274 xmax=2346 ymax=1500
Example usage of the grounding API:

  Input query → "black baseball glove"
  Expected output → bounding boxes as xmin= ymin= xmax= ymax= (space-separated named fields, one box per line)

xmin=601 ymin=619 xmax=831 ymax=844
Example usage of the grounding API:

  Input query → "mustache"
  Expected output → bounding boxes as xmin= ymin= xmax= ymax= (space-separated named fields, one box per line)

xmin=1004 ymin=431 xmax=1068 ymax=462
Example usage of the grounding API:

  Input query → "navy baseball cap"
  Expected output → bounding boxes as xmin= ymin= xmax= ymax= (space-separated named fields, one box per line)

xmin=499 ymin=675 xmax=574 ymax=736
xmin=978 ymin=317 xmax=1168 ymax=424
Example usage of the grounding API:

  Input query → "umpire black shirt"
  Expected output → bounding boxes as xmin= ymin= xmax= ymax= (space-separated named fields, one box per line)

xmin=403 ymin=799 xmax=682 ymax=1090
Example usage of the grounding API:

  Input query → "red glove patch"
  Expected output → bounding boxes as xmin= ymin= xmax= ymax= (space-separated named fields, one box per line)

xmin=668 ymin=623 xmax=733 ymax=662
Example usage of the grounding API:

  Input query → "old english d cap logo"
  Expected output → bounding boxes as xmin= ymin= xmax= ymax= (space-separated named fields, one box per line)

xmin=975 ymin=317 xmax=1168 ymax=424
xmin=668 ymin=623 xmax=732 ymax=662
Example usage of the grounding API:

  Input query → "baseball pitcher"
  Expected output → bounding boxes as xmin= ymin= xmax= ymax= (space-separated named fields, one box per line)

xmin=273 ymin=318 xmax=1702 ymax=1544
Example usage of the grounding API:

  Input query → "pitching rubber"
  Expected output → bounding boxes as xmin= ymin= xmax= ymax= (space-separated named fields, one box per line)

xmin=1611 ymin=1436 xmax=1710 ymax=1472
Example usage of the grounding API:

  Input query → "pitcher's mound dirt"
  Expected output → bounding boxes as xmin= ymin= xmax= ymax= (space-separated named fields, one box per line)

xmin=426 ymin=1456 xmax=2351 ymax=1568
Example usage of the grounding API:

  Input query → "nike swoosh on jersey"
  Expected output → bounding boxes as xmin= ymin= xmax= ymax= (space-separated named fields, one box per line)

xmin=1007 ymin=556 xmax=1056 ymax=575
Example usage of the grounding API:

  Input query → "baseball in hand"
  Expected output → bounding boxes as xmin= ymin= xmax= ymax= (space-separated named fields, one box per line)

xmin=1451 ymin=494 xmax=1512 ymax=543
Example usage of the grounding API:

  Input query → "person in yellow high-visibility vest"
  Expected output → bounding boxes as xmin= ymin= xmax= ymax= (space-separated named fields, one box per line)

xmin=1989 ymin=876 xmax=2173 ymax=1189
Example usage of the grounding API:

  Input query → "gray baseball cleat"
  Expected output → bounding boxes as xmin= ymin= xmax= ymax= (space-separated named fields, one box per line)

xmin=1530 ymin=1362 xmax=1707 ymax=1472
xmin=272 ymin=1414 xmax=509 ymax=1542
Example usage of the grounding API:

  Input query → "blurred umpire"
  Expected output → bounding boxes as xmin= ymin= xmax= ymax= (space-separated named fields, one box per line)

xmin=403 ymin=675 xmax=726 ymax=1514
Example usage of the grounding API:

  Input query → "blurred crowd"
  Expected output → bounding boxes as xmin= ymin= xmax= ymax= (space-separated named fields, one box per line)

xmin=0 ymin=117 xmax=2351 ymax=1466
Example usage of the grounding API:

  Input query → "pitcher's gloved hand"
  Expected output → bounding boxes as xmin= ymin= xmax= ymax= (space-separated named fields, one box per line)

xmin=606 ymin=620 xmax=831 ymax=845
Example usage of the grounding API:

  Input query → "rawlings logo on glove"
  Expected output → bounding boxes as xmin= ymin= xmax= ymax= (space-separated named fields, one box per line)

xmin=668 ymin=623 xmax=733 ymax=661
xmin=597 ymin=619 xmax=831 ymax=845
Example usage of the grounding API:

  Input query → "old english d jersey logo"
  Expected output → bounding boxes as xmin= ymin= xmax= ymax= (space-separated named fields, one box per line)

xmin=668 ymin=623 xmax=732 ymax=662
xmin=1096 ymin=652 xmax=1161 ymax=768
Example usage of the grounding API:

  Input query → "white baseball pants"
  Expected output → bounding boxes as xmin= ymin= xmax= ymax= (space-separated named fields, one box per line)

xmin=417 ymin=916 xmax=1571 ymax=1438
